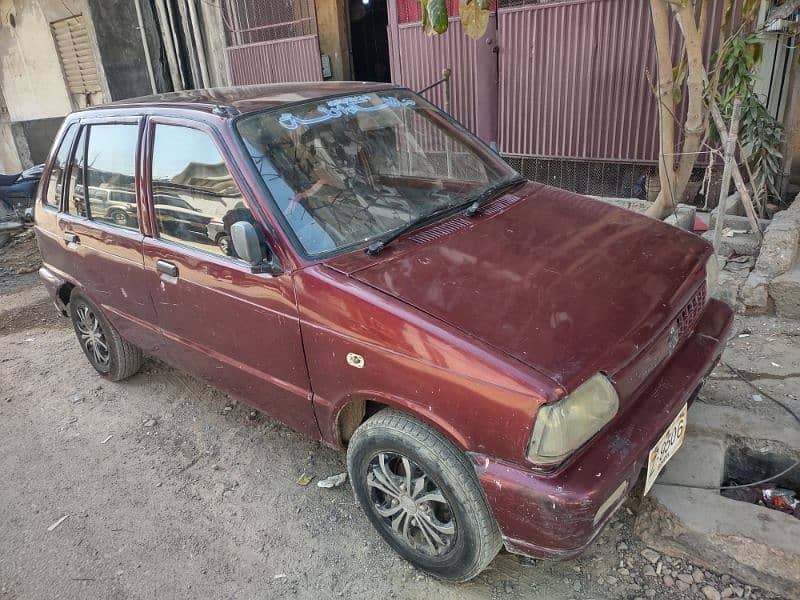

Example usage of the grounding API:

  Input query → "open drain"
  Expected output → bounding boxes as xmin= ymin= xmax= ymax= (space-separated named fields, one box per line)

xmin=721 ymin=446 xmax=800 ymax=518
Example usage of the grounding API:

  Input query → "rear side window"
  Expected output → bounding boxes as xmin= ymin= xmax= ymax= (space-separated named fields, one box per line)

xmin=66 ymin=128 xmax=88 ymax=218
xmin=65 ymin=123 xmax=140 ymax=231
xmin=44 ymin=124 xmax=77 ymax=208
xmin=150 ymin=124 xmax=249 ymax=258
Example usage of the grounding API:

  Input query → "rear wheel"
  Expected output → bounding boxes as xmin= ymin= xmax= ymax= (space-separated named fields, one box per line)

xmin=347 ymin=409 xmax=501 ymax=582
xmin=69 ymin=292 xmax=143 ymax=381
xmin=108 ymin=209 xmax=129 ymax=227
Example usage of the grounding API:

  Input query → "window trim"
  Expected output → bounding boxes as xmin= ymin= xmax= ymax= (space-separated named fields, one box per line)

xmin=143 ymin=115 xmax=283 ymax=270
xmin=41 ymin=122 xmax=78 ymax=213
xmin=62 ymin=117 xmax=144 ymax=232
xmin=64 ymin=124 xmax=90 ymax=220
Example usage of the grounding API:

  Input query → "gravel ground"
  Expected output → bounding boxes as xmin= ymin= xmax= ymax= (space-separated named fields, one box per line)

xmin=1 ymin=232 xmax=797 ymax=600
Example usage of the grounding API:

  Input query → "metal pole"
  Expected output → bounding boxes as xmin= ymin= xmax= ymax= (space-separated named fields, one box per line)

xmin=442 ymin=67 xmax=453 ymax=179
xmin=133 ymin=0 xmax=158 ymax=94
xmin=712 ymin=97 xmax=742 ymax=254
xmin=154 ymin=0 xmax=184 ymax=91
xmin=186 ymin=0 xmax=210 ymax=87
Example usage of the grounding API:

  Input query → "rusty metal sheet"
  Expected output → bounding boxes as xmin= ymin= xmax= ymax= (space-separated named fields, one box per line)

xmin=497 ymin=0 xmax=659 ymax=161
xmin=227 ymin=35 xmax=323 ymax=84
xmin=496 ymin=0 xmax=742 ymax=162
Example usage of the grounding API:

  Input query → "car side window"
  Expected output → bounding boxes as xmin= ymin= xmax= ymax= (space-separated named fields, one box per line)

xmin=150 ymin=124 xmax=252 ymax=259
xmin=64 ymin=124 xmax=140 ymax=230
xmin=65 ymin=128 xmax=88 ymax=218
xmin=44 ymin=124 xmax=77 ymax=209
xmin=85 ymin=124 xmax=139 ymax=230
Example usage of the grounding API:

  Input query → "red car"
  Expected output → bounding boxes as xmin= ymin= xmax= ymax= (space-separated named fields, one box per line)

xmin=34 ymin=83 xmax=732 ymax=582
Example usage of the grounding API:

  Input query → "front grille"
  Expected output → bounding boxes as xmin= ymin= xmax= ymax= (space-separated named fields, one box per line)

xmin=677 ymin=283 xmax=707 ymax=343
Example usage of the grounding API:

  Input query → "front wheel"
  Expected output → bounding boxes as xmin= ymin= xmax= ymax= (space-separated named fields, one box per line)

xmin=347 ymin=409 xmax=501 ymax=582
xmin=216 ymin=233 xmax=230 ymax=255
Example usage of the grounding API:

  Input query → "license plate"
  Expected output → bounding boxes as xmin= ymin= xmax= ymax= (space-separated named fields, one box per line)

xmin=643 ymin=404 xmax=688 ymax=496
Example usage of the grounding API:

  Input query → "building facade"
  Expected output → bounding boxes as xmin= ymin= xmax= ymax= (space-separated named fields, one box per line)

xmin=1 ymin=0 xmax=798 ymax=200
xmin=0 ymin=0 xmax=228 ymax=171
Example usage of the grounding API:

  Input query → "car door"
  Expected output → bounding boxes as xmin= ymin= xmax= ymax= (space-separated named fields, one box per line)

xmin=56 ymin=118 xmax=160 ymax=351
xmin=140 ymin=117 xmax=318 ymax=439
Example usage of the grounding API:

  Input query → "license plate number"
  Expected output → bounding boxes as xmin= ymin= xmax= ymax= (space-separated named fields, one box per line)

xmin=644 ymin=404 xmax=688 ymax=496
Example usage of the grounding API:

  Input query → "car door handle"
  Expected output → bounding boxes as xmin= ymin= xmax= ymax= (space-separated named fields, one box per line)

xmin=156 ymin=260 xmax=179 ymax=277
xmin=63 ymin=232 xmax=79 ymax=245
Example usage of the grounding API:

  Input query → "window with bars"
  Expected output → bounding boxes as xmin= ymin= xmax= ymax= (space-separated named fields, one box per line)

xmin=50 ymin=15 xmax=102 ymax=107
xmin=221 ymin=0 xmax=317 ymax=46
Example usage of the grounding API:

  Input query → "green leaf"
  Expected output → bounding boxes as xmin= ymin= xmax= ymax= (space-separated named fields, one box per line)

xmin=425 ymin=0 xmax=449 ymax=35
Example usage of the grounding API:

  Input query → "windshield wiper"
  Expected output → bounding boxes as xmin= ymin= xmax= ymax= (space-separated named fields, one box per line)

xmin=463 ymin=176 xmax=527 ymax=217
xmin=365 ymin=204 xmax=461 ymax=255
xmin=364 ymin=176 xmax=527 ymax=256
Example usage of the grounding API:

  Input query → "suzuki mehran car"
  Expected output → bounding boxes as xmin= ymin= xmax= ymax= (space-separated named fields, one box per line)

xmin=34 ymin=82 xmax=732 ymax=582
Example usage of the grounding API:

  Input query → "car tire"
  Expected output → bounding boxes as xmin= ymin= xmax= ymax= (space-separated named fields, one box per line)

xmin=216 ymin=234 xmax=230 ymax=255
xmin=347 ymin=409 xmax=502 ymax=582
xmin=109 ymin=210 xmax=128 ymax=227
xmin=68 ymin=292 xmax=143 ymax=382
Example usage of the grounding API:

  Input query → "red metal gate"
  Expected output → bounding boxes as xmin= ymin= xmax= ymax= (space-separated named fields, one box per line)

xmin=388 ymin=0 xmax=499 ymax=145
xmin=496 ymin=0 xmax=738 ymax=162
xmin=222 ymin=0 xmax=322 ymax=84
xmin=389 ymin=0 xmax=741 ymax=165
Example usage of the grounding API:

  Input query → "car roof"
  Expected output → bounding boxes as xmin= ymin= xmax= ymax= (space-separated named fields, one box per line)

xmin=79 ymin=82 xmax=401 ymax=116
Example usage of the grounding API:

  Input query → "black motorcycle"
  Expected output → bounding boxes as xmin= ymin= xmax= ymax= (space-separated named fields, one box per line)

xmin=0 ymin=163 xmax=45 ymax=224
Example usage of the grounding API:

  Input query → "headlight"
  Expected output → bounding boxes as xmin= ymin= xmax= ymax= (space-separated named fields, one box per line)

xmin=705 ymin=254 xmax=719 ymax=296
xmin=527 ymin=373 xmax=619 ymax=467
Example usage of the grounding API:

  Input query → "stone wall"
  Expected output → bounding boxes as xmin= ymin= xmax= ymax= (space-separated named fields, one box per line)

xmin=736 ymin=195 xmax=800 ymax=318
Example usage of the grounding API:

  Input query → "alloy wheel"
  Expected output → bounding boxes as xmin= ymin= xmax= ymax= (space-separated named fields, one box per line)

xmin=218 ymin=235 xmax=230 ymax=254
xmin=74 ymin=303 xmax=110 ymax=368
xmin=366 ymin=451 xmax=456 ymax=557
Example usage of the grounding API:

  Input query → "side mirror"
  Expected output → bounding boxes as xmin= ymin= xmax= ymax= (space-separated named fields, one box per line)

xmin=230 ymin=221 xmax=282 ymax=275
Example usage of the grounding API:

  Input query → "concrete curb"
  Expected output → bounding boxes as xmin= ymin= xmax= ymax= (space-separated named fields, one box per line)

xmin=635 ymin=402 xmax=800 ymax=597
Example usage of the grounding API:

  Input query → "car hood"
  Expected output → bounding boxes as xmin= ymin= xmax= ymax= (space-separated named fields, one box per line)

xmin=324 ymin=183 xmax=710 ymax=391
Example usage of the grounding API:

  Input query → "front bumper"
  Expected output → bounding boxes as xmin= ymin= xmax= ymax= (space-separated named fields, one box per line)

xmin=470 ymin=298 xmax=733 ymax=560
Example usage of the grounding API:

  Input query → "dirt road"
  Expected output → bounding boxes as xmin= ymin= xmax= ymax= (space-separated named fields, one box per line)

xmin=1 ymin=234 xmax=796 ymax=599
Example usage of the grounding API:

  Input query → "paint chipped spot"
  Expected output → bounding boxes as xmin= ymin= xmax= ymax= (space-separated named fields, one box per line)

xmin=120 ymin=288 xmax=128 ymax=298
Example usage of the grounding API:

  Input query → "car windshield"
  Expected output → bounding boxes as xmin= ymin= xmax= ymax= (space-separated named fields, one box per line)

xmin=235 ymin=90 xmax=518 ymax=257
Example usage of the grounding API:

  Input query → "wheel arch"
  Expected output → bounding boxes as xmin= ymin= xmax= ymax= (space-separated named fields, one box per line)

xmin=332 ymin=393 xmax=471 ymax=452
xmin=57 ymin=281 xmax=75 ymax=308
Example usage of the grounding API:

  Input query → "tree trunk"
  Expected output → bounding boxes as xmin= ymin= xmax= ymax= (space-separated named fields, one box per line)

xmin=646 ymin=0 xmax=678 ymax=219
xmin=646 ymin=0 xmax=708 ymax=220
xmin=672 ymin=1 xmax=706 ymax=201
